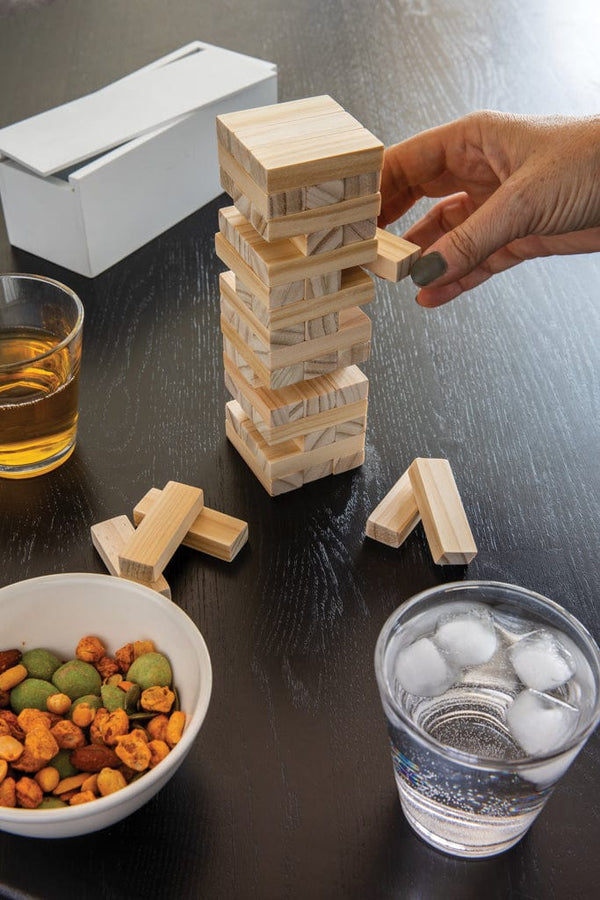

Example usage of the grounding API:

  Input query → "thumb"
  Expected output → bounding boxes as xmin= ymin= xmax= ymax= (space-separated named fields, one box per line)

xmin=410 ymin=181 xmax=525 ymax=288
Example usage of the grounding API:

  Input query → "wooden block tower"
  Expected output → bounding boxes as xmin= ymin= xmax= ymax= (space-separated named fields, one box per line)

xmin=214 ymin=95 xmax=415 ymax=495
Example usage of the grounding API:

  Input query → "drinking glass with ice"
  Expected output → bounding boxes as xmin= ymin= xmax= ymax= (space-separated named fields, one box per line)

xmin=374 ymin=582 xmax=600 ymax=858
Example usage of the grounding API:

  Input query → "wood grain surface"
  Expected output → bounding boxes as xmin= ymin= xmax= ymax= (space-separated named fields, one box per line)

xmin=1 ymin=1 xmax=599 ymax=898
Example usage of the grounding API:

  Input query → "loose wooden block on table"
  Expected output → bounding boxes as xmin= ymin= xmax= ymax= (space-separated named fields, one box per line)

xmin=364 ymin=227 xmax=421 ymax=281
xmin=366 ymin=470 xmax=421 ymax=548
xmin=225 ymin=400 xmax=366 ymax=494
xmin=118 ymin=481 xmax=204 ymax=582
xmin=133 ymin=489 xmax=248 ymax=563
xmin=90 ymin=516 xmax=171 ymax=598
xmin=218 ymin=206 xmax=377 ymax=287
xmin=408 ymin=458 xmax=477 ymax=565
xmin=216 ymin=95 xmax=384 ymax=193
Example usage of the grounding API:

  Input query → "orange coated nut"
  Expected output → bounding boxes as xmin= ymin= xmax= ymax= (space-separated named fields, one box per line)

xmin=96 ymin=767 xmax=127 ymax=796
xmin=15 ymin=776 xmax=43 ymax=809
xmin=114 ymin=733 xmax=151 ymax=772
xmin=0 ymin=776 xmax=16 ymax=807
xmin=140 ymin=686 xmax=175 ymax=714
xmin=53 ymin=773 xmax=88 ymax=795
xmin=166 ymin=711 xmax=186 ymax=748
xmin=25 ymin=726 xmax=59 ymax=762
xmin=81 ymin=773 xmax=99 ymax=794
xmin=69 ymin=790 xmax=96 ymax=805
xmin=71 ymin=703 xmax=96 ymax=729
xmin=0 ymin=759 xmax=8 ymax=783
xmin=133 ymin=640 xmax=156 ymax=659
xmin=35 ymin=766 xmax=60 ymax=793
xmin=115 ymin=644 xmax=134 ymax=674
xmin=0 ymin=735 xmax=24 ymax=762
xmin=147 ymin=740 xmax=170 ymax=769
xmin=99 ymin=708 xmax=129 ymax=746
xmin=95 ymin=656 xmax=120 ymax=679
xmin=17 ymin=709 xmax=52 ymax=733
xmin=146 ymin=714 xmax=169 ymax=743
xmin=51 ymin=720 xmax=86 ymax=750
xmin=46 ymin=693 xmax=72 ymax=716
xmin=0 ymin=664 xmax=28 ymax=692
xmin=0 ymin=720 xmax=9 ymax=737
xmin=76 ymin=636 xmax=106 ymax=664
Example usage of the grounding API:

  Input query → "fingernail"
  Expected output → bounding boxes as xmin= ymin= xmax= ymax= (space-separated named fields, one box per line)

xmin=411 ymin=252 xmax=447 ymax=287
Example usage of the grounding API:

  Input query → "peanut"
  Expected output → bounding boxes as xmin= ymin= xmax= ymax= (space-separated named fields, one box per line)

xmin=35 ymin=766 xmax=60 ymax=793
xmin=96 ymin=767 xmax=127 ymax=796
xmin=46 ymin=693 xmax=72 ymax=716
xmin=0 ymin=776 xmax=16 ymax=807
xmin=0 ymin=664 xmax=28 ymax=692
xmin=75 ymin=636 xmax=106 ymax=664
xmin=15 ymin=776 xmax=43 ymax=809
xmin=69 ymin=790 xmax=96 ymax=805
xmin=0 ymin=735 xmax=24 ymax=762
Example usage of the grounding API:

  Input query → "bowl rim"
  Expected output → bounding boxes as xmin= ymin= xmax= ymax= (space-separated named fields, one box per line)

xmin=0 ymin=572 xmax=212 ymax=824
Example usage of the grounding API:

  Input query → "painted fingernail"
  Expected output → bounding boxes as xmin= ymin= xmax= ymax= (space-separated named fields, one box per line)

xmin=410 ymin=252 xmax=447 ymax=287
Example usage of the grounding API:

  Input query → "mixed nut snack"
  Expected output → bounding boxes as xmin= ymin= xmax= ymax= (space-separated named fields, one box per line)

xmin=0 ymin=638 xmax=185 ymax=809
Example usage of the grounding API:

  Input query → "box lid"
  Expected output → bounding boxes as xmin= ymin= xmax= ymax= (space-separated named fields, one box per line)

xmin=0 ymin=42 xmax=276 ymax=177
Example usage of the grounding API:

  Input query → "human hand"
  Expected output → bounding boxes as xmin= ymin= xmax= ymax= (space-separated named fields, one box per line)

xmin=379 ymin=111 xmax=600 ymax=306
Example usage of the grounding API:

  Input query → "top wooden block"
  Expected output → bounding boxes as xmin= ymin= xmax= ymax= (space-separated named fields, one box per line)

xmin=216 ymin=95 xmax=384 ymax=193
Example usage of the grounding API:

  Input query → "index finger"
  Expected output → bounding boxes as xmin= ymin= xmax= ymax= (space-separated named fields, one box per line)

xmin=379 ymin=120 xmax=464 ymax=226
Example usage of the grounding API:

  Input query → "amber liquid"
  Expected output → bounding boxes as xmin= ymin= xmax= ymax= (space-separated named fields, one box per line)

xmin=0 ymin=327 xmax=80 ymax=477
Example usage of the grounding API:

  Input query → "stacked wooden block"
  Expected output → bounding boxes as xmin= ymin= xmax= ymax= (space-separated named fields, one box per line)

xmin=214 ymin=95 xmax=389 ymax=495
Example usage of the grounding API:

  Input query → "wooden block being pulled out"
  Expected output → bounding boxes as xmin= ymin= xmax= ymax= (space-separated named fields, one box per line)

xmin=364 ymin=227 xmax=421 ymax=281
xmin=408 ymin=458 xmax=477 ymax=565
xmin=91 ymin=516 xmax=171 ymax=598
xmin=118 ymin=482 xmax=204 ymax=582
xmin=366 ymin=470 xmax=420 ymax=548
xmin=133 ymin=489 xmax=248 ymax=563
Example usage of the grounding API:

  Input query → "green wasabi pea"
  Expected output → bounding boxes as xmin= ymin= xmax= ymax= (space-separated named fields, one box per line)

xmin=49 ymin=748 xmax=78 ymax=779
xmin=9 ymin=678 xmax=56 ymax=714
xmin=101 ymin=684 xmax=126 ymax=712
xmin=69 ymin=694 xmax=103 ymax=719
xmin=126 ymin=652 xmax=172 ymax=691
xmin=52 ymin=659 xmax=101 ymax=700
xmin=38 ymin=797 xmax=68 ymax=809
xmin=21 ymin=648 xmax=62 ymax=682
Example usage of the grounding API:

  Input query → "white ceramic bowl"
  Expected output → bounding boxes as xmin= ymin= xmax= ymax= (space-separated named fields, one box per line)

xmin=0 ymin=573 xmax=212 ymax=838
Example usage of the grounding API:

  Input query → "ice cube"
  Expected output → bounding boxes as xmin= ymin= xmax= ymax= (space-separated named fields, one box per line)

xmin=506 ymin=689 xmax=579 ymax=757
xmin=435 ymin=610 xmax=498 ymax=667
xmin=509 ymin=629 xmax=576 ymax=691
xmin=394 ymin=637 xmax=456 ymax=697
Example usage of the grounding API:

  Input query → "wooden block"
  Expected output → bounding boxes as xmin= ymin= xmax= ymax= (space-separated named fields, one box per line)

xmin=219 ymin=144 xmax=304 ymax=219
xmin=290 ymin=227 xmax=343 ymax=256
xmin=303 ymin=460 xmax=334 ymax=483
xmin=118 ymin=482 xmax=204 ymax=582
xmin=408 ymin=458 xmax=477 ymax=565
xmin=223 ymin=352 xmax=368 ymax=431
xmin=269 ymin=268 xmax=373 ymax=330
xmin=305 ymin=313 xmax=339 ymax=340
xmin=220 ymin=271 xmax=305 ymax=348
xmin=218 ymin=206 xmax=378 ymax=286
xmin=342 ymin=218 xmax=377 ymax=245
xmin=221 ymin=165 xmax=381 ymax=241
xmin=305 ymin=180 xmax=344 ymax=209
xmin=364 ymin=227 xmax=421 ymax=281
xmin=305 ymin=271 xmax=342 ymax=299
xmin=217 ymin=95 xmax=384 ymax=193
xmin=336 ymin=339 xmax=371 ymax=368
xmin=365 ymin=471 xmax=420 ymax=549
xmin=226 ymin=399 xmax=365 ymax=482
xmin=215 ymin=231 xmax=305 ymax=309
xmin=344 ymin=171 xmax=381 ymax=199
xmin=91 ymin=516 xmax=171 ymax=598
xmin=220 ymin=271 xmax=371 ymax=387
xmin=133 ymin=489 xmax=248 ymax=563
xmin=333 ymin=448 xmax=365 ymax=474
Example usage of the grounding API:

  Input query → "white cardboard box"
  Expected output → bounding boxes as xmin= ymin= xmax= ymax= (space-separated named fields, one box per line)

xmin=0 ymin=42 xmax=277 ymax=276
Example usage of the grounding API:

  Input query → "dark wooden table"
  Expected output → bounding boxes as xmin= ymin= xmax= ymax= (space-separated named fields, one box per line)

xmin=1 ymin=1 xmax=599 ymax=897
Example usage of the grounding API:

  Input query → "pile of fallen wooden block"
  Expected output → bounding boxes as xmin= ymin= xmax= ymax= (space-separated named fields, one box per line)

xmin=91 ymin=482 xmax=248 ymax=597
xmin=366 ymin=458 xmax=477 ymax=565
xmin=214 ymin=95 xmax=420 ymax=495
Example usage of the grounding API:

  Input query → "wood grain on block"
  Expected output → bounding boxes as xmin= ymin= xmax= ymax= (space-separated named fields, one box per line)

xmin=90 ymin=516 xmax=171 ymax=598
xmin=408 ymin=458 xmax=477 ymax=565
xmin=344 ymin=171 xmax=381 ymax=198
xmin=118 ymin=481 xmax=204 ymax=581
xmin=366 ymin=470 xmax=420 ymax=548
xmin=226 ymin=399 xmax=366 ymax=482
xmin=219 ymin=144 xmax=304 ymax=219
xmin=133 ymin=489 xmax=248 ymax=563
xmin=290 ymin=227 xmax=343 ymax=256
xmin=223 ymin=352 xmax=368 ymax=430
xmin=342 ymin=218 xmax=377 ymax=245
xmin=333 ymin=448 xmax=365 ymax=474
xmin=216 ymin=95 xmax=384 ymax=193
xmin=218 ymin=206 xmax=378 ymax=286
xmin=215 ymin=232 xmax=305 ymax=310
xmin=364 ymin=228 xmax=421 ymax=281
xmin=305 ymin=270 xmax=342 ymax=299
xmin=219 ymin=272 xmax=305 ymax=348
